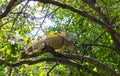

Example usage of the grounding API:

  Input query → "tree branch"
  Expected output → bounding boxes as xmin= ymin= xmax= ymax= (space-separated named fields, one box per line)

xmin=81 ymin=0 xmax=111 ymax=25
xmin=20 ymin=45 xmax=119 ymax=76
xmin=2 ymin=0 xmax=117 ymax=34
xmin=82 ymin=30 xmax=106 ymax=56
xmin=81 ymin=0 xmax=120 ymax=54
xmin=47 ymin=63 xmax=58 ymax=76
xmin=0 ymin=0 xmax=17 ymax=19
xmin=7 ymin=57 xmax=101 ymax=76
xmin=7 ymin=67 xmax=12 ymax=76
xmin=1 ymin=51 xmax=119 ymax=76
xmin=82 ymin=43 xmax=115 ymax=50
xmin=64 ymin=54 xmax=120 ymax=76
xmin=0 ymin=19 xmax=14 ymax=29
xmin=34 ymin=0 xmax=118 ymax=33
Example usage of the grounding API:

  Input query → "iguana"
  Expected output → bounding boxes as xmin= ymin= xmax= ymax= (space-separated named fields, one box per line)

xmin=25 ymin=31 xmax=77 ymax=55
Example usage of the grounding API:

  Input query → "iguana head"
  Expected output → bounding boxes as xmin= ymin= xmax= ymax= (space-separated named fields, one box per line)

xmin=64 ymin=33 xmax=77 ymax=51
xmin=65 ymin=33 xmax=78 ymax=42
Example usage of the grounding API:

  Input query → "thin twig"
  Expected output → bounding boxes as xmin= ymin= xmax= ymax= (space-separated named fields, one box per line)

xmin=47 ymin=63 xmax=58 ymax=76
xmin=82 ymin=43 xmax=115 ymax=50
xmin=6 ymin=1 xmax=29 ymax=42
xmin=8 ymin=67 xmax=12 ymax=76
xmin=84 ymin=30 xmax=106 ymax=52
xmin=81 ymin=30 xmax=106 ymax=63
xmin=100 ymin=0 xmax=109 ymax=17
xmin=0 ymin=19 xmax=14 ymax=29
xmin=34 ymin=4 xmax=50 ymax=37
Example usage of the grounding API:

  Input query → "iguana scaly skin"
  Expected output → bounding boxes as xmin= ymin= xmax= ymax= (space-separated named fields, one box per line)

xmin=25 ymin=33 xmax=77 ymax=55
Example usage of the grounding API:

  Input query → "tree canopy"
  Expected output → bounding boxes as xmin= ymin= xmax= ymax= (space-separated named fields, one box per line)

xmin=0 ymin=0 xmax=120 ymax=76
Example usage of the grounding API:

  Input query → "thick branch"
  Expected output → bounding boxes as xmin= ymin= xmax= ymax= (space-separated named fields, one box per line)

xmin=64 ymin=54 xmax=120 ymax=76
xmin=7 ymin=57 xmax=101 ymax=76
xmin=81 ymin=0 xmax=111 ymax=25
xmin=0 ymin=0 xmax=24 ymax=19
xmin=1 ymin=50 xmax=119 ymax=76
xmin=20 ymin=49 xmax=120 ymax=76
xmin=0 ymin=0 xmax=17 ymax=19
xmin=20 ymin=44 xmax=120 ymax=76
xmin=2 ymin=0 xmax=117 ymax=34
xmin=81 ymin=0 xmax=120 ymax=54
xmin=34 ymin=0 xmax=118 ymax=33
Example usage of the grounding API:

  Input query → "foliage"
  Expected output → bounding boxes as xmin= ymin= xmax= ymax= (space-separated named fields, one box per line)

xmin=0 ymin=0 xmax=120 ymax=76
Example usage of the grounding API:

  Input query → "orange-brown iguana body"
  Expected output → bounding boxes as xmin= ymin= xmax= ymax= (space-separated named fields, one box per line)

xmin=25 ymin=32 xmax=77 ymax=55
